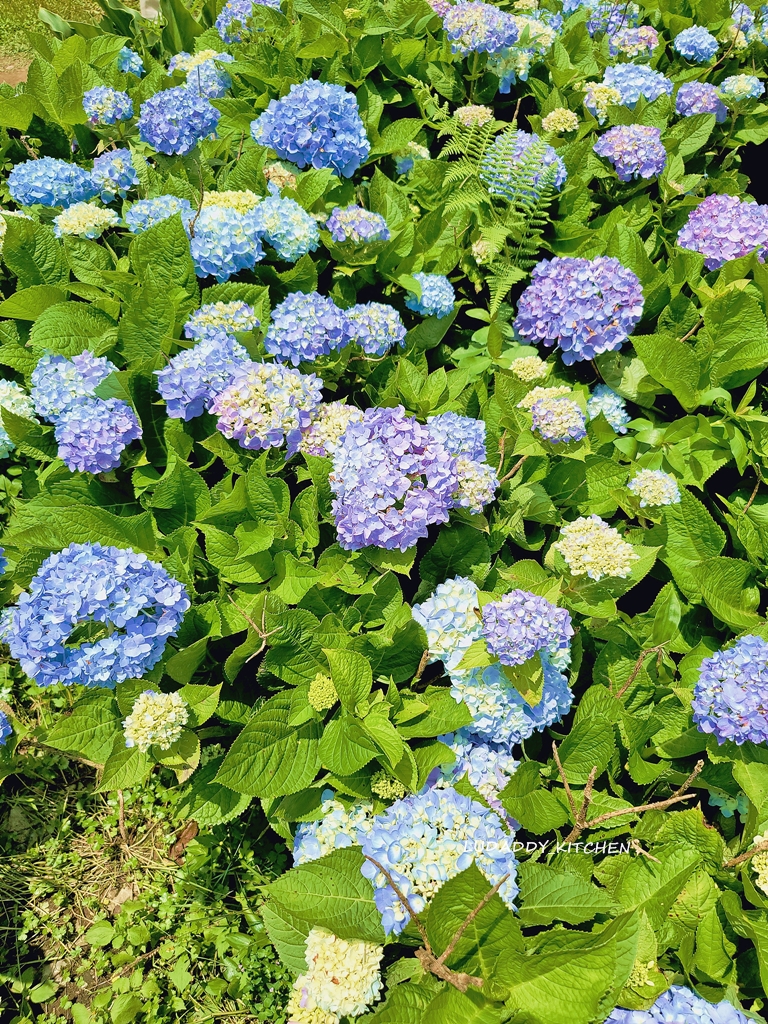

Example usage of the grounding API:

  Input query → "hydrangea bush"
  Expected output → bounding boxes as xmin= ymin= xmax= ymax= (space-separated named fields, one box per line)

xmin=1 ymin=0 xmax=768 ymax=1021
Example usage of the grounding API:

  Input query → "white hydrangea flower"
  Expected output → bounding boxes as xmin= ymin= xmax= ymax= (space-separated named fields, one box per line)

xmin=201 ymin=189 xmax=261 ymax=213
xmin=542 ymin=107 xmax=579 ymax=133
xmin=295 ymin=928 xmax=383 ymax=1018
xmin=285 ymin=986 xmax=339 ymax=1024
xmin=53 ymin=203 xmax=118 ymax=239
xmin=299 ymin=402 xmax=364 ymax=458
xmin=509 ymin=355 xmax=549 ymax=381
xmin=454 ymin=457 xmax=499 ymax=513
xmin=123 ymin=690 xmax=189 ymax=753
xmin=517 ymin=384 xmax=572 ymax=410
xmin=0 ymin=380 xmax=37 ymax=459
xmin=627 ymin=469 xmax=681 ymax=507
xmin=554 ymin=515 xmax=639 ymax=581
xmin=752 ymin=832 xmax=768 ymax=896
xmin=455 ymin=104 xmax=494 ymax=126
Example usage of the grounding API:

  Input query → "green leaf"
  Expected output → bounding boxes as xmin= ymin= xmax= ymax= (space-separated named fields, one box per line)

xmin=129 ymin=214 xmax=198 ymax=299
xmin=319 ymin=714 xmax=379 ymax=774
xmin=0 ymin=285 xmax=67 ymax=320
xmin=417 ymin=524 xmax=491 ymax=598
xmin=30 ymin=302 xmax=116 ymax=358
xmin=2 ymin=218 xmax=68 ymax=288
xmin=85 ymin=920 xmax=115 ymax=947
xmin=558 ymin=716 xmax=615 ymax=785
xmin=175 ymin=756 xmax=252 ymax=826
xmin=421 ymin=989 xmax=506 ymax=1024
xmin=110 ymin=993 xmax=143 ymax=1024
xmin=396 ymin=686 xmax=472 ymax=739
xmin=658 ymin=489 xmax=724 ymax=600
xmin=178 ymin=683 xmax=221 ymax=726
xmin=96 ymin=745 xmax=152 ymax=792
xmin=691 ymin=557 xmax=761 ymax=630
xmin=266 ymin=846 xmax=385 ymax=943
xmin=632 ymin=333 xmax=700 ymax=411
xmin=215 ymin=693 xmax=321 ymax=797
xmin=45 ymin=690 xmax=122 ymax=765
xmin=324 ymin=648 xmax=373 ymax=712
xmin=261 ymin=900 xmax=310 ymax=974
xmin=518 ymin=862 xmax=617 ymax=926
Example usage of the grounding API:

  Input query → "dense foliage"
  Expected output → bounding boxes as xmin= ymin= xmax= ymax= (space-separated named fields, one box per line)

xmin=1 ymin=0 xmax=768 ymax=1021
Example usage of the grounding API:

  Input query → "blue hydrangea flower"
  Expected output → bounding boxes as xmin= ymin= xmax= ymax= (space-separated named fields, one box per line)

xmin=345 ymin=303 xmax=407 ymax=357
xmin=451 ymin=652 xmax=573 ymax=748
xmin=719 ymin=75 xmax=765 ymax=104
xmin=216 ymin=0 xmax=282 ymax=42
xmin=90 ymin=149 xmax=139 ymax=203
xmin=0 ymin=380 xmax=38 ymax=459
xmin=411 ymin=576 xmax=483 ymax=671
xmin=480 ymin=129 xmax=567 ymax=201
xmin=325 ymin=205 xmax=390 ymax=244
xmin=188 ymin=206 xmax=264 ymax=281
xmin=404 ymin=273 xmax=455 ymax=318
xmin=125 ymin=196 xmax=194 ymax=233
xmin=252 ymin=186 xmax=320 ymax=261
xmin=0 ymin=547 xmax=6 ymax=576
xmin=514 ymin=256 xmax=643 ymax=364
xmin=593 ymin=124 xmax=666 ymax=181
xmin=438 ymin=732 xmax=518 ymax=814
xmin=168 ymin=50 xmax=234 ymax=99
xmin=184 ymin=301 xmax=260 ymax=343
xmin=31 ymin=352 xmax=117 ymax=420
xmin=601 ymin=64 xmax=673 ymax=107
xmin=609 ymin=25 xmax=658 ymax=57
xmin=606 ymin=985 xmax=749 ymax=1024
xmin=138 ymin=86 xmax=220 ymax=156
xmin=359 ymin=786 xmax=518 ymax=936
xmin=481 ymin=590 xmax=573 ymax=668
xmin=693 ymin=635 xmax=768 ymax=745
xmin=673 ymin=26 xmax=718 ymax=61
xmin=677 ymin=193 xmax=768 ymax=271
xmin=265 ymin=292 xmax=353 ymax=365
xmin=330 ymin=406 xmax=458 ymax=551
xmin=587 ymin=385 xmax=631 ymax=433
xmin=0 ymin=709 xmax=11 ymax=746
xmin=486 ymin=15 xmax=557 ymax=91
xmin=708 ymin=790 xmax=748 ymax=818
xmin=83 ymin=86 xmax=134 ymax=125
xmin=211 ymin=361 xmax=323 ymax=453
xmin=293 ymin=791 xmax=375 ymax=865
xmin=1 ymin=542 xmax=189 ymax=689
xmin=156 ymin=336 xmax=251 ymax=419
xmin=394 ymin=141 xmax=430 ymax=175
xmin=117 ymin=46 xmax=144 ymax=76
xmin=676 ymin=82 xmax=728 ymax=122
xmin=8 ymin=157 xmax=97 ymax=209
xmin=54 ymin=397 xmax=142 ymax=474
xmin=250 ymin=80 xmax=370 ymax=177
xmin=427 ymin=412 xmax=487 ymax=462
xmin=442 ymin=1 xmax=519 ymax=55
xmin=564 ymin=0 xmax=640 ymax=35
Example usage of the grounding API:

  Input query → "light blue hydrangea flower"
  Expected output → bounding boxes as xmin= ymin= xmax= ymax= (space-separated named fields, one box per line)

xmin=587 ymin=385 xmax=631 ymax=433
xmin=605 ymin=985 xmax=749 ymax=1024
xmin=345 ymin=303 xmax=407 ymax=357
xmin=168 ymin=50 xmax=234 ymax=99
xmin=138 ymin=86 xmax=220 ymax=156
xmin=184 ymin=301 xmax=260 ymax=343
xmin=216 ymin=0 xmax=282 ymax=42
xmin=427 ymin=412 xmax=487 ymax=462
xmin=252 ymin=186 xmax=320 ymax=261
xmin=265 ymin=292 xmax=353 ymax=365
xmin=601 ymin=64 xmax=673 ymax=108
xmin=481 ymin=590 xmax=573 ymax=667
xmin=156 ymin=336 xmax=251 ymax=420
xmin=325 ymin=205 xmax=390 ymax=244
xmin=411 ymin=576 xmax=483 ymax=671
xmin=54 ymin=396 xmax=142 ymax=474
xmin=125 ymin=196 xmax=193 ymax=233
xmin=0 ymin=709 xmax=11 ymax=746
xmin=31 ymin=352 xmax=117 ymax=421
xmin=693 ymin=635 xmax=768 ymax=745
xmin=442 ymin=1 xmax=519 ymax=55
xmin=0 ymin=542 xmax=189 ymax=689
xmin=251 ymin=80 xmax=370 ymax=177
xmin=719 ymin=75 xmax=765 ymax=104
xmin=293 ymin=790 xmax=374 ymax=864
xmin=438 ymin=731 xmax=519 ymax=814
xmin=404 ymin=273 xmax=455 ymax=318
xmin=83 ymin=86 xmax=134 ymax=125
xmin=117 ymin=46 xmax=144 ymax=76
xmin=188 ymin=206 xmax=264 ymax=281
xmin=673 ymin=25 xmax=719 ymax=61
xmin=90 ymin=149 xmax=139 ymax=203
xmin=480 ymin=129 xmax=567 ymax=201
xmin=8 ymin=158 xmax=97 ymax=209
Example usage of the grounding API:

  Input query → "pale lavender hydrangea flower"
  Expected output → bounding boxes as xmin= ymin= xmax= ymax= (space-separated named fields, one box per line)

xmin=675 ymin=81 xmax=728 ymax=122
xmin=325 ymin=205 xmax=390 ymax=243
xmin=481 ymin=590 xmax=573 ymax=667
xmin=265 ymin=292 xmax=353 ymax=365
xmin=693 ymin=636 xmax=768 ymax=745
xmin=677 ymin=193 xmax=768 ymax=270
xmin=593 ymin=124 xmax=666 ymax=181
xmin=442 ymin=1 xmax=520 ymax=54
xmin=54 ymin=397 xmax=142 ymax=473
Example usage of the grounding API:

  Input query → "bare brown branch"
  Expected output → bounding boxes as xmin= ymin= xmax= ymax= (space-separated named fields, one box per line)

xmin=615 ymin=642 xmax=669 ymax=699
xmin=437 ymin=874 xmax=510 ymax=966
xmin=500 ymin=454 xmax=528 ymax=483
xmin=724 ymin=838 xmax=768 ymax=869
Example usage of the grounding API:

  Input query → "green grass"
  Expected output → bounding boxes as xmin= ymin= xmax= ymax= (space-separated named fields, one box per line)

xmin=0 ymin=0 xmax=104 ymax=58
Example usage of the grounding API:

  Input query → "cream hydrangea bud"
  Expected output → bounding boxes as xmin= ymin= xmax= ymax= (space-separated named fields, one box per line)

xmin=123 ymin=690 xmax=189 ymax=753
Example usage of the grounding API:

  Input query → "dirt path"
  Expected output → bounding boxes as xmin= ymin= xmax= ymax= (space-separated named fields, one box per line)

xmin=0 ymin=57 xmax=30 ymax=87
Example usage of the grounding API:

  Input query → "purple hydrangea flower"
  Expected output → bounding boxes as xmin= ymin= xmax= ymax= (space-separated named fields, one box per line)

xmin=606 ymin=985 xmax=749 ymax=1024
xmin=514 ymin=256 xmax=643 ymax=363
xmin=252 ymin=185 xmax=320 ymax=261
xmin=345 ymin=303 xmax=407 ymax=357
xmin=325 ymin=205 xmax=390 ymax=244
xmin=265 ymin=292 xmax=353 ymax=365
xmin=481 ymin=590 xmax=573 ymax=667
xmin=676 ymin=81 xmax=728 ymax=122
xmin=442 ymin=1 xmax=519 ymax=55
xmin=404 ymin=273 xmax=455 ymax=318
xmin=138 ymin=86 xmax=220 ymax=156
xmin=210 ymin=361 xmax=323 ymax=453
xmin=54 ymin=396 xmax=142 ymax=473
xmin=8 ymin=157 xmax=97 ymax=209
xmin=250 ymin=80 xmax=370 ymax=177
xmin=693 ymin=635 xmax=768 ymax=745
xmin=117 ymin=46 xmax=144 ymax=76
xmin=0 ymin=542 xmax=189 ymax=689
xmin=125 ymin=196 xmax=193 ymax=233
xmin=90 ymin=149 xmax=139 ymax=203
xmin=480 ymin=129 xmax=567 ymax=201
xmin=593 ymin=124 xmax=666 ymax=180
xmin=216 ymin=0 xmax=282 ymax=42
xmin=188 ymin=206 xmax=264 ymax=281
xmin=83 ymin=86 xmax=133 ymax=125
xmin=330 ymin=406 xmax=458 ymax=551
xmin=31 ymin=351 xmax=117 ymax=420
xmin=156 ymin=336 xmax=251 ymax=419
xmin=601 ymin=64 xmax=673 ymax=107
xmin=427 ymin=412 xmax=487 ymax=462
xmin=677 ymin=193 xmax=768 ymax=270
xmin=673 ymin=25 xmax=718 ymax=61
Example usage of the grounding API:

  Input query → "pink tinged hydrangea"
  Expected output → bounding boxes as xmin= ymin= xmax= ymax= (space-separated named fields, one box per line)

xmin=481 ymin=589 xmax=573 ymax=667
xmin=608 ymin=25 xmax=658 ymax=57
xmin=675 ymin=82 xmax=728 ymax=122
xmin=329 ymin=405 xmax=459 ymax=551
xmin=211 ymin=361 xmax=323 ymax=453
xmin=677 ymin=193 xmax=768 ymax=270
xmin=594 ymin=124 xmax=666 ymax=181
xmin=514 ymin=256 xmax=643 ymax=364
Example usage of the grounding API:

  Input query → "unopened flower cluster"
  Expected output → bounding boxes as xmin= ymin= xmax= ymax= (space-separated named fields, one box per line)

xmin=693 ymin=635 xmax=768 ymax=745
xmin=628 ymin=469 xmax=681 ymax=507
xmin=594 ymin=125 xmax=666 ymax=181
xmin=1 ymin=542 xmax=189 ymax=689
xmin=554 ymin=515 xmax=639 ymax=580
xmin=609 ymin=25 xmax=658 ymax=57
xmin=185 ymin=301 xmax=260 ymax=342
xmin=123 ymin=690 xmax=189 ymax=753
xmin=307 ymin=672 xmax=338 ymax=711
xmin=677 ymin=194 xmax=768 ymax=270
xmin=53 ymin=203 xmax=118 ymax=239
xmin=583 ymin=83 xmax=622 ymax=123
xmin=542 ymin=107 xmax=579 ymax=132
xmin=514 ymin=256 xmax=644 ymax=363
